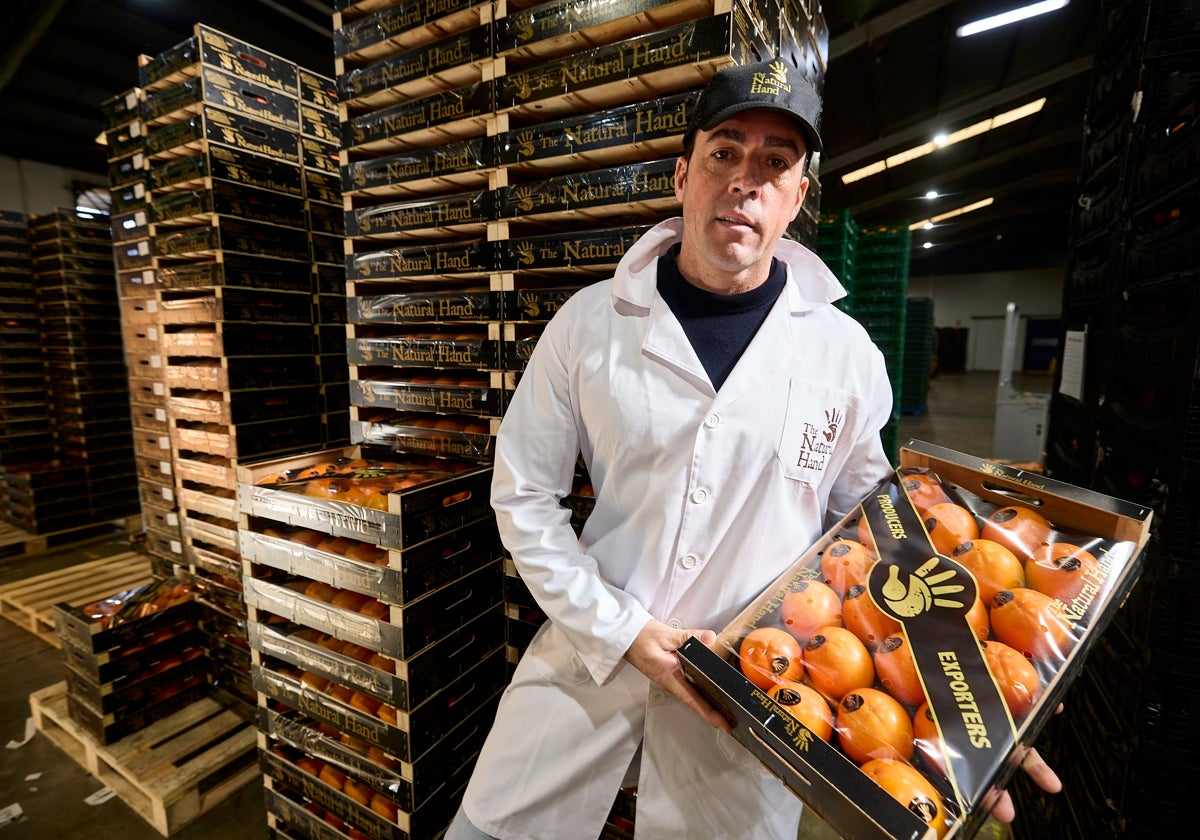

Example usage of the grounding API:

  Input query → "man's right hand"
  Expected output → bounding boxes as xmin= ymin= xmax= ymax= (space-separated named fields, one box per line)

xmin=623 ymin=619 xmax=732 ymax=732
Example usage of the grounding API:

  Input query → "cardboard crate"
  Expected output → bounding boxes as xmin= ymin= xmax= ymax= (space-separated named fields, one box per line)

xmin=493 ymin=12 xmax=766 ymax=118
xmin=170 ymin=415 xmax=325 ymax=460
xmin=144 ymin=104 xmax=300 ymax=166
xmin=154 ymin=252 xmax=313 ymax=292
xmin=348 ymin=410 xmax=495 ymax=462
xmin=496 ymin=158 xmax=677 ymax=224
xmin=164 ymin=355 xmax=318 ymax=392
xmin=240 ymin=514 xmax=501 ymax=606
xmin=157 ymin=286 xmax=315 ymax=325
xmin=345 ymin=328 xmax=501 ymax=370
xmin=256 ymin=685 xmax=497 ymax=813
xmin=259 ymin=744 xmax=471 ymax=840
xmin=337 ymin=24 xmax=493 ymax=114
xmin=152 ymin=216 xmax=310 ymax=262
xmin=247 ymin=605 xmax=504 ymax=712
xmin=139 ymin=24 xmax=298 ymax=94
xmin=677 ymin=440 xmax=1153 ymax=840
xmin=160 ymin=322 xmax=315 ymax=358
xmin=148 ymin=146 xmax=306 ymax=198
xmin=243 ymin=562 xmax=502 ymax=660
xmin=341 ymin=137 xmax=491 ymax=199
xmin=252 ymin=648 xmax=506 ymax=763
xmin=349 ymin=373 xmax=505 ymax=419
xmin=142 ymin=65 xmax=299 ymax=131
xmin=167 ymin=386 xmax=322 ymax=426
xmin=346 ymin=238 xmax=495 ymax=282
xmin=349 ymin=287 xmax=500 ymax=324
xmin=496 ymin=223 xmax=651 ymax=272
xmin=150 ymin=181 xmax=308 ymax=232
xmin=341 ymin=80 xmax=493 ymax=156
xmin=64 ymin=649 xmax=208 ymax=714
xmin=334 ymin=0 xmax=487 ymax=61
xmin=489 ymin=89 xmax=696 ymax=175
xmin=346 ymin=190 xmax=494 ymax=240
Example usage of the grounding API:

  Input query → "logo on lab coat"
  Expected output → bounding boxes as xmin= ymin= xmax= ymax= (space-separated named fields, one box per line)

xmin=796 ymin=407 xmax=841 ymax=474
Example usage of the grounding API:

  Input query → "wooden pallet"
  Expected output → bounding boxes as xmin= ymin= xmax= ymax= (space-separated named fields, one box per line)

xmin=29 ymin=681 xmax=259 ymax=837
xmin=0 ymin=515 xmax=143 ymax=561
xmin=0 ymin=550 xmax=153 ymax=647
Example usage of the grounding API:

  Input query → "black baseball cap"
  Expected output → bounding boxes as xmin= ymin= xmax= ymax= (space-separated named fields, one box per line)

xmin=685 ymin=59 xmax=823 ymax=153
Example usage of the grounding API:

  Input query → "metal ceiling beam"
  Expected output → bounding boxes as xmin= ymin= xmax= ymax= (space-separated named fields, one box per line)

xmin=822 ymin=56 xmax=1094 ymax=174
xmin=829 ymin=0 xmax=958 ymax=61
xmin=0 ymin=0 xmax=67 ymax=94
xmin=849 ymin=127 xmax=1084 ymax=215
xmin=252 ymin=0 xmax=331 ymax=37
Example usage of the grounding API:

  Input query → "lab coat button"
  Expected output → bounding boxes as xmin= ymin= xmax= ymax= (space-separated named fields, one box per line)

xmin=704 ymin=413 xmax=720 ymax=428
xmin=691 ymin=489 xmax=708 ymax=504
xmin=680 ymin=553 xmax=699 ymax=569
xmin=650 ymin=690 xmax=667 ymax=703
xmin=668 ymin=618 xmax=683 ymax=629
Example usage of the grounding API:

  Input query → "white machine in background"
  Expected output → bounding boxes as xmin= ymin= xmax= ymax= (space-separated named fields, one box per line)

xmin=993 ymin=302 xmax=1050 ymax=462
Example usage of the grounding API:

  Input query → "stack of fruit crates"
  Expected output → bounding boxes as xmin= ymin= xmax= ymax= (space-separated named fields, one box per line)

xmin=0 ymin=210 xmax=53 ymax=475
xmin=814 ymin=208 xmax=858 ymax=314
xmin=103 ymin=86 xmax=188 ymax=576
xmin=237 ymin=448 xmax=505 ymax=840
xmin=22 ymin=210 xmax=140 ymax=534
xmin=1026 ymin=1 xmax=1199 ymax=837
xmin=901 ymin=296 xmax=934 ymax=416
xmin=853 ymin=223 xmax=911 ymax=464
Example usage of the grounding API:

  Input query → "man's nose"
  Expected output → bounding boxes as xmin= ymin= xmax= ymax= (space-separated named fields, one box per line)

xmin=729 ymin=162 xmax=761 ymax=196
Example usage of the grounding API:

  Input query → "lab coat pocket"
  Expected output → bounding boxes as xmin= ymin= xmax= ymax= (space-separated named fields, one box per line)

xmin=524 ymin=621 xmax=593 ymax=687
xmin=777 ymin=380 xmax=856 ymax=485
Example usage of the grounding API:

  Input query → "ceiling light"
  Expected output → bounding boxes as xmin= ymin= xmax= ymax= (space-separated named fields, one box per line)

xmin=957 ymin=1 xmax=1069 ymax=38
xmin=909 ymin=197 xmax=995 ymax=230
xmin=841 ymin=99 xmax=1046 ymax=184
xmin=923 ymin=242 xmax=933 ymax=249
xmin=925 ymin=190 xmax=939 ymax=199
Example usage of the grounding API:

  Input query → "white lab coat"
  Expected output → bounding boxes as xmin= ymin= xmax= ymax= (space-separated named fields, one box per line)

xmin=464 ymin=218 xmax=894 ymax=839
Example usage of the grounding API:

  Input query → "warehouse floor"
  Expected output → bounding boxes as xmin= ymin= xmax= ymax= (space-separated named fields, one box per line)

xmin=0 ymin=370 xmax=1049 ymax=839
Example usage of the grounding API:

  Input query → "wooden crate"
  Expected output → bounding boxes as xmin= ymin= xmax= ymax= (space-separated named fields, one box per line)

xmin=29 ymin=681 xmax=259 ymax=836
xmin=0 ymin=550 xmax=152 ymax=646
xmin=0 ymin=515 xmax=142 ymax=561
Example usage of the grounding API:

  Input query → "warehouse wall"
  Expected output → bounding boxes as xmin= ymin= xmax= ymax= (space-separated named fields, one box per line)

xmin=909 ymin=267 xmax=1064 ymax=371
xmin=0 ymin=156 xmax=105 ymax=216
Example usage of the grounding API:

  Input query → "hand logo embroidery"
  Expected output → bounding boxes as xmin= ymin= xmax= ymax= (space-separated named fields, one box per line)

xmin=879 ymin=558 xmax=966 ymax=618
xmin=823 ymin=408 xmax=843 ymax=443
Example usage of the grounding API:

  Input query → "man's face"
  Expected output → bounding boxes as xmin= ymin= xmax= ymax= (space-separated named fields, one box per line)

xmin=674 ymin=110 xmax=809 ymax=292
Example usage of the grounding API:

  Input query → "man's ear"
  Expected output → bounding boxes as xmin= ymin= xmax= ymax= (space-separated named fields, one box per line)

xmin=674 ymin=155 xmax=688 ymax=203
xmin=789 ymin=175 xmax=810 ymax=223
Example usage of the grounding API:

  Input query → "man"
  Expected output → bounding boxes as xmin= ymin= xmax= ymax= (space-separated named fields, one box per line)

xmin=448 ymin=59 xmax=1057 ymax=839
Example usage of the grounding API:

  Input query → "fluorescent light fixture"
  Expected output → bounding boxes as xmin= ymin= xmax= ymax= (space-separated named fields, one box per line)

xmin=909 ymin=197 xmax=995 ymax=230
xmin=923 ymin=241 xmax=934 ymax=249
xmin=841 ymin=99 xmax=1046 ymax=184
xmin=957 ymin=0 xmax=1069 ymax=38
xmin=925 ymin=190 xmax=939 ymax=199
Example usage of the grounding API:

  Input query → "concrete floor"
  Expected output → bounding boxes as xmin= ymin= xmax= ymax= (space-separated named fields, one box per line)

xmin=0 ymin=370 xmax=1042 ymax=839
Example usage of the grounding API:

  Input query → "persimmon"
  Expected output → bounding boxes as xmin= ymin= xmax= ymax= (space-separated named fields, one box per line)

xmin=370 ymin=792 xmax=399 ymax=821
xmin=965 ymin=595 xmax=991 ymax=642
xmin=820 ymin=539 xmax=877 ymax=597
xmin=1026 ymin=542 xmax=1100 ymax=604
xmin=780 ymin=579 xmax=843 ymax=642
xmin=951 ymin=539 xmax=1025 ymax=603
xmin=842 ymin=584 xmax=902 ymax=651
xmin=899 ymin=471 xmax=951 ymax=514
xmin=912 ymin=702 xmax=946 ymax=777
xmin=803 ymin=626 xmax=875 ymax=705
xmin=860 ymin=758 xmax=948 ymax=838
xmin=767 ymin=680 xmax=834 ymax=741
xmin=990 ymin=588 xmax=1075 ymax=661
xmin=836 ymin=687 xmax=914 ymax=765
xmin=318 ymin=763 xmax=347 ymax=789
xmin=873 ymin=635 xmax=925 ymax=708
xmin=982 ymin=639 xmax=1041 ymax=720
xmin=738 ymin=627 xmax=805 ymax=690
xmin=980 ymin=506 xmax=1053 ymax=562
xmin=924 ymin=502 xmax=980 ymax=556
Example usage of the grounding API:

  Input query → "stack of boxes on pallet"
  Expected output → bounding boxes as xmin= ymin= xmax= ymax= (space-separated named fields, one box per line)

xmin=901 ymin=296 xmax=934 ymax=417
xmin=0 ymin=211 xmax=49 ymax=483
xmin=14 ymin=211 xmax=140 ymax=534
xmin=52 ymin=580 xmax=208 ymax=744
xmin=238 ymin=449 xmax=504 ymax=838
xmin=1027 ymin=2 xmax=1199 ymax=837
xmin=99 ymin=27 xmax=352 ymax=715
xmin=104 ymin=86 xmax=187 ymax=575
xmin=812 ymin=212 xmax=911 ymax=464
xmin=850 ymin=224 xmax=910 ymax=464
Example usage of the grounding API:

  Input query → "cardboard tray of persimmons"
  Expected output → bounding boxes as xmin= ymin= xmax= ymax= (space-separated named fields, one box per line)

xmin=678 ymin=439 xmax=1152 ymax=840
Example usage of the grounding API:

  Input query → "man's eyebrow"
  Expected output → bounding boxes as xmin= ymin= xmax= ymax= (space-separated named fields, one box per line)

xmin=708 ymin=127 xmax=802 ymax=157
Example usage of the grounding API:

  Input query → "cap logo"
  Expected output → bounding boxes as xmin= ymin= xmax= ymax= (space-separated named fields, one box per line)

xmin=749 ymin=60 xmax=790 ymax=98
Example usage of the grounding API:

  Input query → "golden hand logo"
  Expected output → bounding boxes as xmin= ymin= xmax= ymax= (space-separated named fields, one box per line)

xmin=516 ymin=130 xmax=535 ymax=157
xmin=878 ymin=558 xmax=966 ymax=618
